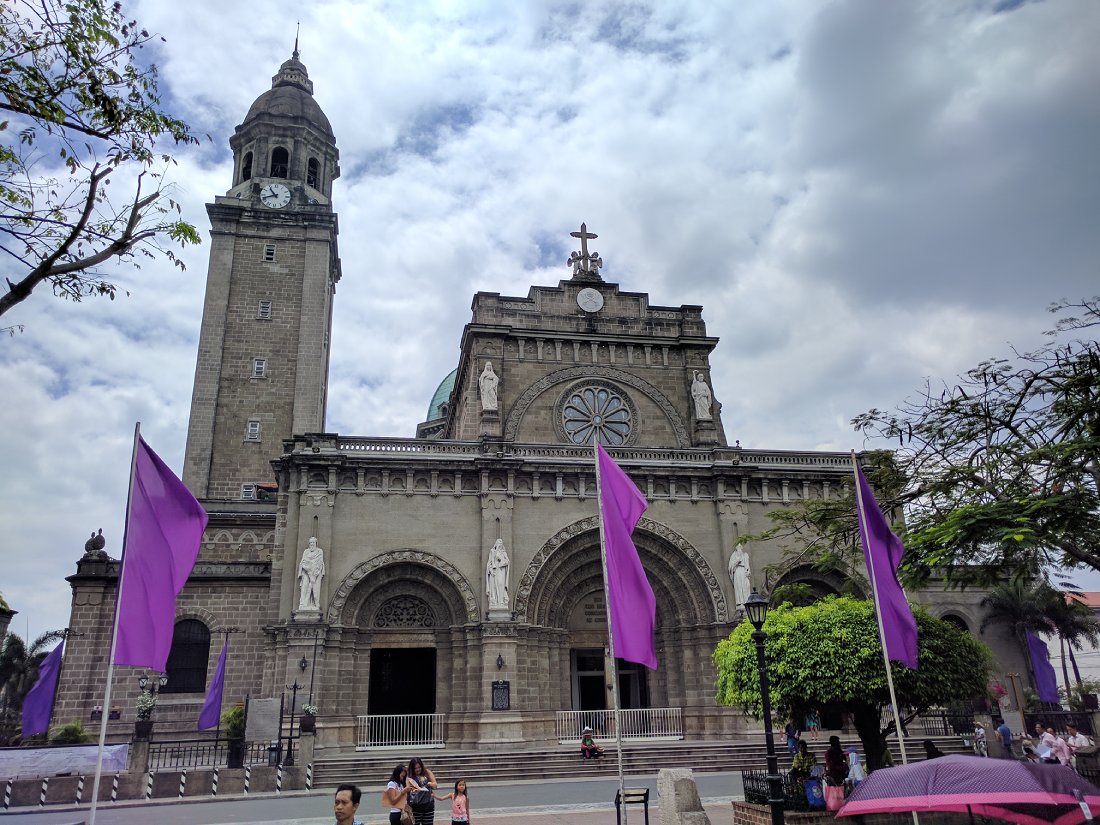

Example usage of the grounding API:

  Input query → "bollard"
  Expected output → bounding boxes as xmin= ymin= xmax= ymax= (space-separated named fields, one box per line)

xmin=306 ymin=762 xmax=313 ymax=791
xmin=178 ymin=769 xmax=187 ymax=798
xmin=38 ymin=777 xmax=49 ymax=807
xmin=110 ymin=773 xmax=119 ymax=803
xmin=3 ymin=778 xmax=11 ymax=810
xmin=145 ymin=771 xmax=154 ymax=800
xmin=276 ymin=762 xmax=284 ymax=793
xmin=243 ymin=764 xmax=251 ymax=794
xmin=75 ymin=776 xmax=85 ymax=805
xmin=212 ymin=766 xmax=219 ymax=797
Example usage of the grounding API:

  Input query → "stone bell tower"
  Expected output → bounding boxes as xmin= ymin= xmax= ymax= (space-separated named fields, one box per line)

xmin=183 ymin=49 xmax=342 ymax=502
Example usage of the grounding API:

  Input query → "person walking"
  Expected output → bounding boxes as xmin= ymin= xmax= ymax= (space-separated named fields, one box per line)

xmin=383 ymin=764 xmax=414 ymax=825
xmin=408 ymin=757 xmax=439 ymax=825
xmin=995 ymin=719 xmax=1013 ymax=758
xmin=806 ymin=709 xmax=821 ymax=741
xmin=434 ymin=778 xmax=471 ymax=825
xmin=334 ymin=784 xmax=364 ymax=825
xmin=785 ymin=720 xmax=801 ymax=754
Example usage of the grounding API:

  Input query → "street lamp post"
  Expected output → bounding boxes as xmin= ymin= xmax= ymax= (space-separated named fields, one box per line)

xmin=744 ymin=590 xmax=785 ymax=825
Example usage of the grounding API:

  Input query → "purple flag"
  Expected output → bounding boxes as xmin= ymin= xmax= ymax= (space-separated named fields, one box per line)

xmin=197 ymin=639 xmax=227 ymax=730
xmin=1026 ymin=631 xmax=1061 ymax=704
xmin=597 ymin=443 xmax=657 ymax=670
xmin=114 ymin=436 xmax=208 ymax=671
xmin=21 ymin=642 xmax=63 ymax=736
xmin=854 ymin=463 xmax=919 ymax=669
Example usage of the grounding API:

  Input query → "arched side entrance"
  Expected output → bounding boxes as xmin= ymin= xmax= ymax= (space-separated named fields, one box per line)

xmin=325 ymin=552 xmax=478 ymax=721
xmin=517 ymin=518 xmax=726 ymax=718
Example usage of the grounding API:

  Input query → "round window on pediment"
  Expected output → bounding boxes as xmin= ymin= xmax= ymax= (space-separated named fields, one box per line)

xmin=556 ymin=381 xmax=637 ymax=446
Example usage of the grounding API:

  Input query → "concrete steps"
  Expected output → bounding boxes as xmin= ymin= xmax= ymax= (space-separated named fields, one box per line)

xmin=312 ymin=735 xmax=971 ymax=787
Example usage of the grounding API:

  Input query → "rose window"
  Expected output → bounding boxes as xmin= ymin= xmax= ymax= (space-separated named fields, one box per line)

xmin=562 ymin=385 xmax=633 ymax=446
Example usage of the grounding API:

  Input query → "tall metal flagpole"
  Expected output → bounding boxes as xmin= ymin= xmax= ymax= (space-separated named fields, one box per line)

xmin=850 ymin=452 xmax=919 ymax=825
xmin=89 ymin=423 xmax=142 ymax=824
xmin=594 ymin=437 xmax=628 ymax=825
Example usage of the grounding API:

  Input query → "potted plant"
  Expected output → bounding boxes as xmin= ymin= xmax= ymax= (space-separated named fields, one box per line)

xmin=134 ymin=690 xmax=157 ymax=739
xmin=300 ymin=703 xmax=318 ymax=734
xmin=223 ymin=705 xmax=246 ymax=768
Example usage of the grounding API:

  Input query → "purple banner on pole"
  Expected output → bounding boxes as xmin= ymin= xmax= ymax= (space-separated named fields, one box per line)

xmin=854 ymin=463 xmax=919 ymax=670
xmin=597 ymin=443 xmax=657 ymax=670
xmin=1026 ymin=631 xmax=1061 ymax=704
xmin=198 ymin=639 xmax=227 ymax=730
xmin=21 ymin=641 xmax=64 ymax=737
xmin=114 ymin=436 xmax=208 ymax=671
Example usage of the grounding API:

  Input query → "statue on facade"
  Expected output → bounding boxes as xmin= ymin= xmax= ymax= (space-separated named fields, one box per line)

xmin=297 ymin=537 xmax=326 ymax=611
xmin=728 ymin=543 xmax=752 ymax=610
xmin=486 ymin=538 xmax=510 ymax=609
xmin=83 ymin=528 xmax=107 ymax=558
xmin=691 ymin=371 xmax=713 ymax=420
xmin=479 ymin=361 xmax=499 ymax=412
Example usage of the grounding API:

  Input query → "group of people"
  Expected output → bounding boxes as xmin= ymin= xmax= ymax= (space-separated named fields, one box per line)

xmin=1021 ymin=721 xmax=1092 ymax=765
xmin=788 ymin=735 xmax=866 ymax=788
xmin=331 ymin=758 xmax=471 ymax=825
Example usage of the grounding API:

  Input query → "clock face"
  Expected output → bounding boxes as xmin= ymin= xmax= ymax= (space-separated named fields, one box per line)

xmin=577 ymin=287 xmax=604 ymax=313
xmin=260 ymin=183 xmax=292 ymax=209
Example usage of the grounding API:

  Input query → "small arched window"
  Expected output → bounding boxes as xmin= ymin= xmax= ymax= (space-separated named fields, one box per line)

xmin=163 ymin=619 xmax=211 ymax=693
xmin=942 ymin=614 xmax=970 ymax=633
xmin=307 ymin=157 xmax=320 ymax=189
xmin=270 ymin=147 xmax=289 ymax=178
xmin=241 ymin=151 xmax=253 ymax=182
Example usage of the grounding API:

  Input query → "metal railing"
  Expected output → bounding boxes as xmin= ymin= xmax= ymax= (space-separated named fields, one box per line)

xmin=555 ymin=708 xmax=683 ymax=742
xmin=915 ymin=710 xmax=975 ymax=737
xmin=355 ymin=714 xmax=445 ymax=750
xmin=741 ymin=769 xmax=817 ymax=813
xmin=147 ymin=739 xmax=271 ymax=771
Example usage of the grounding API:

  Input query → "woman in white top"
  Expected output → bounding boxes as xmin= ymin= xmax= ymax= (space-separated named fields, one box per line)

xmin=383 ymin=764 xmax=413 ymax=825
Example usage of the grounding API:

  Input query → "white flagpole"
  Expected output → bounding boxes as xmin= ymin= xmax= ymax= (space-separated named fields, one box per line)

xmin=88 ymin=422 xmax=142 ymax=824
xmin=594 ymin=437 xmax=628 ymax=825
xmin=850 ymin=452 xmax=919 ymax=825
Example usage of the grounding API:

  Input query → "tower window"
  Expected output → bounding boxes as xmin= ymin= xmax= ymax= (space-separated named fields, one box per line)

xmin=253 ymin=358 xmax=267 ymax=378
xmin=257 ymin=301 xmax=272 ymax=319
xmin=246 ymin=420 xmax=261 ymax=440
xmin=263 ymin=244 xmax=276 ymax=262
xmin=163 ymin=620 xmax=210 ymax=694
xmin=241 ymin=484 xmax=257 ymax=500
xmin=307 ymin=157 xmax=320 ymax=189
xmin=241 ymin=151 xmax=253 ymax=182
xmin=270 ymin=147 xmax=289 ymax=178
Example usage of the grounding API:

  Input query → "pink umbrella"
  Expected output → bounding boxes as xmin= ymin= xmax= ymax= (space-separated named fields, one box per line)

xmin=837 ymin=753 xmax=1100 ymax=825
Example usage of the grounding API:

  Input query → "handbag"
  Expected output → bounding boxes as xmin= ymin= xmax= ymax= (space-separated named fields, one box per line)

xmin=804 ymin=779 xmax=825 ymax=809
xmin=401 ymin=805 xmax=414 ymax=825
xmin=824 ymin=784 xmax=845 ymax=812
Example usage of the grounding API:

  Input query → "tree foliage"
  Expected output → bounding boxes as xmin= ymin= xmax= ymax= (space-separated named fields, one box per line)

xmin=0 ymin=0 xmax=202 ymax=320
xmin=713 ymin=597 xmax=991 ymax=770
xmin=0 ymin=630 xmax=63 ymax=744
xmin=854 ymin=297 xmax=1100 ymax=585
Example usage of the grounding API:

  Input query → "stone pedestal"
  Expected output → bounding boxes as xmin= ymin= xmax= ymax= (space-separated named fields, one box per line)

xmin=292 ymin=608 xmax=322 ymax=623
xmin=487 ymin=607 xmax=511 ymax=622
xmin=658 ymin=768 xmax=711 ymax=825
xmin=693 ymin=420 xmax=718 ymax=446
xmin=480 ymin=409 xmax=501 ymax=438
xmin=475 ymin=711 xmax=526 ymax=746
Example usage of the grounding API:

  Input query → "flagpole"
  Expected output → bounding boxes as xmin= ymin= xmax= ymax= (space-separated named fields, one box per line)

xmin=850 ymin=452 xmax=919 ymax=825
xmin=594 ymin=437 xmax=628 ymax=825
xmin=89 ymin=423 xmax=142 ymax=825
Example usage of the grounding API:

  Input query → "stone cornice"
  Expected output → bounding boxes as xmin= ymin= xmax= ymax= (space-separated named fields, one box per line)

xmin=68 ymin=560 xmax=272 ymax=584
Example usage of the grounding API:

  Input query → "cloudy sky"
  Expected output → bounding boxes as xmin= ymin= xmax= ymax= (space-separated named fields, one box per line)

xmin=2 ymin=0 xmax=1098 ymax=640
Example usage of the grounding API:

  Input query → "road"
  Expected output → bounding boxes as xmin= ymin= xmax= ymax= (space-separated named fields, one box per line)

xmin=2 ymin=770 xmax=745 ymax=825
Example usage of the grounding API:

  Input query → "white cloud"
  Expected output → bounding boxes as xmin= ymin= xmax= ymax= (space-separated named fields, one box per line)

xmin=2 ymin=0 xmax=1098 ymax=638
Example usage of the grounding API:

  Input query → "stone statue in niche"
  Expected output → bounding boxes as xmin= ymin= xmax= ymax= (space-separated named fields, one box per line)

xmin=728 ymin=543 xmax=752 ymax=610
xmin=479 ymin=361 xmax=499 ymax=411
xmin=691 ymin=371 xmax=713 ymax=420
xmin=297 ymin=536 xmax=326 ymax=611
xmin=486 ymin=538 xmax=510 ymax=609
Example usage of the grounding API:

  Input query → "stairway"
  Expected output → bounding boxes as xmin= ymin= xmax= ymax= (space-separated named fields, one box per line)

xmin=312 ymin=735 xmax=972 ymax=787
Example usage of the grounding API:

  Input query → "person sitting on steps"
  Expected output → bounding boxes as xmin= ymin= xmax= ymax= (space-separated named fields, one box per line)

xmin=581 ymin=726 xmax=604 ymax=759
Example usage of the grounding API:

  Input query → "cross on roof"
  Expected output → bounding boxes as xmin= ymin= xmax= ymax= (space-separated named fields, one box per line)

xmin=570 ymin=223 xmax=597 ymax=258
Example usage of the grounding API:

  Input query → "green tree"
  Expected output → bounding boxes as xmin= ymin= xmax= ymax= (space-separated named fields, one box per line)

xmin=852 ymin=297 xmax=1100 ymax=586
xmin=713 ymin=596 xmax=992 ymax=771
xmin=0 ymin=0 xmax=202 ymax=321
xmin=0 ymin=630 xmax=63 ymax=744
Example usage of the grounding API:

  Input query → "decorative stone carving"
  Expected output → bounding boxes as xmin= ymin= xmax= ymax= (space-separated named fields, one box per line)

xmin=727 ymin=543 xmax=751 ymax=611
xmin=327 ymin=550 xmax=480 ymax=624
xmin=479 ymin=362 xmax=499 ymax=411
xmin=83 ymin=528 xmax=106 ymax=558
xmin=374 ymin=595 xmax=435 ymax=628
xmin=486 ymin=538 xmax=511 ymax=609
xmin=691 ymin=371 xmax=713 ymax=420
xmin=559 ymin=381 xmax=635 ymax=446
xmin=505 ymin=366 xmax=690 ymax=447
xmin=297 ymin=537 xmax=326 ymax=611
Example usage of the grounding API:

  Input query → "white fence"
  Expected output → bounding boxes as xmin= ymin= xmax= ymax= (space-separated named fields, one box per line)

xmin=555 ymin=708 xmax=683 ymax=743
xmin=356 ymin=714 xmax=445 ymax=750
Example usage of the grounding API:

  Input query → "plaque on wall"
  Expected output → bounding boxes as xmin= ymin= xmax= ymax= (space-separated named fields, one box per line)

xmin=492 ymin=680 xmax=510 ymax=711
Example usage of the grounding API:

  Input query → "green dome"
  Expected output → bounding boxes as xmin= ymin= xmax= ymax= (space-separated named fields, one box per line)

xmin=426 ymin=369 xmax=457 ymax=421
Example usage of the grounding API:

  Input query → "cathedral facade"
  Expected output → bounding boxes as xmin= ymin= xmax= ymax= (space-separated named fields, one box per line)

xmin=56 ymin=54 xmax=1027 ymax=751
